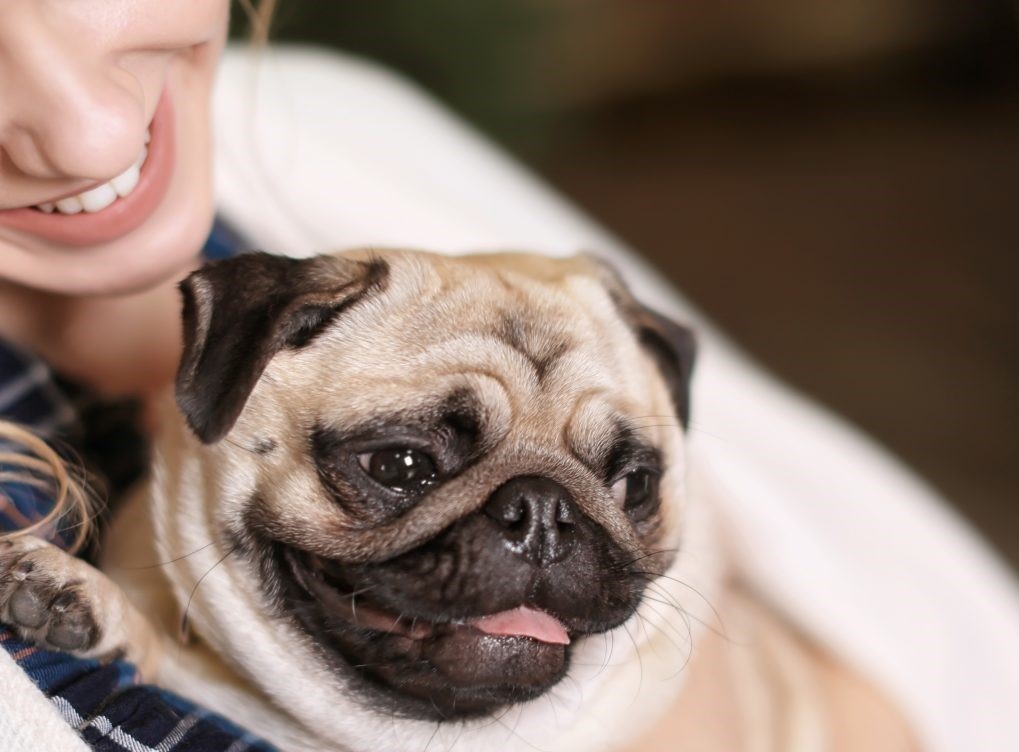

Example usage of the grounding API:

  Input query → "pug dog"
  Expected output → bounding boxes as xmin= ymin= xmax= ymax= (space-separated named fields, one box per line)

xmin=0 ymin=249 xmax=727 ymax=751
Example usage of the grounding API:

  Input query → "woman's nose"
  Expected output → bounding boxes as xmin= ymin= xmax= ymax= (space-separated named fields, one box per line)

xmin=0 ymin=10 xmax=147 ymax=182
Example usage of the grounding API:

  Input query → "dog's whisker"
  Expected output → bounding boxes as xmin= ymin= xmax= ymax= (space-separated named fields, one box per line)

xmin=421 ymin=719 xmax=442 ymax=752
xmin=473 ymin=702 xmax=516 ymax=733
xmin=544 ymin=686 xmax=561 ymax=729
xmin=442 ymin=717 xmax=466 ymax=752
xmin=634 ymin=611 xmax=695 ymax=680
xmin=179 ymin=544 xmax=237 ymax=640
xmin=639 ymin=579 xmax=694 ymax=616
xmin=638 ymin=578 xmax=729 ymax=641
xmin=112 ymin=540 xmax=219 ymax=571
xmin=612 ymin=547 xmax=678 ymax=571
xmin=621 ymin=622 xmax=644 ymax=704
xmin=639 ymin=591 xmax=701 ymax=636
xmin=429 ymin=695 xmax=447 ymax=723
xmin=630 ymin=569 xmax=726 ymax=630
xmin=636 ymin=599 xmax=694 ymax=653
xmin=490 ymin=704 xmax=549 ymax=752
xmin=588 ymin=627 xmax=613 ymax=680
xmin=632 ymin=609 xmax=664 ymax=666
xmin=509 ymin=703 xmax=525 ymax=744
xmin=627 ymin=566 xmax=733 ymax=639
xmin=560 ymin=670 xmax=584 ymax=707
xmin=642 ymin=578 xmax=713 ymax=628
xmin=349 ymin=659 xmax=431 ymax=670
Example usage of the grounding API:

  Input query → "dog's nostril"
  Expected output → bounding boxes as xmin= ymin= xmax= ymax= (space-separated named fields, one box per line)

xmin=484 ymin=476 xmax=577 ymax=565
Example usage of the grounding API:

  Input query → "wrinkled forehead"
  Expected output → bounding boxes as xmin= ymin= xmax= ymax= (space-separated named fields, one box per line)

xmin=258 ymin=251 xmax=662 ymax=436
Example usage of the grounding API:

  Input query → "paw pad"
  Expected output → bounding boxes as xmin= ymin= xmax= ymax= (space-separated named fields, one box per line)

xmin=1 ymin=543 xmax=100 ymax=653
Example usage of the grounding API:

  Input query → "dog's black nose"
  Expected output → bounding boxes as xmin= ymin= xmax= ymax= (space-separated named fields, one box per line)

xmin=483 ymin=476 xmax=577 ymax=565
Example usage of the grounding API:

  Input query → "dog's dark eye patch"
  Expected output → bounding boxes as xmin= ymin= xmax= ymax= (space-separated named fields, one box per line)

xmin=602 ymin=424 xmax=661 ymax=483
xmin=311 ymin=390 xmax=487 ymax=524
xmin=603 ymin=428 xmax=664 ymax=528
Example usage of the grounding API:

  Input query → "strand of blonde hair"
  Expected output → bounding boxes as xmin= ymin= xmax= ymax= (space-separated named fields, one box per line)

xmin=237 ymin=0 xmax=278 ymax=46
xmin=0 ymin=421 xmax=96 ymax=554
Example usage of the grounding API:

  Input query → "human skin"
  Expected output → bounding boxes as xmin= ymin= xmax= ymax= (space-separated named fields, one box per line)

xmin=0 ymin=0 xmax=231 ymax=398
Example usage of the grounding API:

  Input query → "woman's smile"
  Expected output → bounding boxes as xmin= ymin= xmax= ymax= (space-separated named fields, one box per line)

xmin=0 ymin=89 xmax=176 ymax=248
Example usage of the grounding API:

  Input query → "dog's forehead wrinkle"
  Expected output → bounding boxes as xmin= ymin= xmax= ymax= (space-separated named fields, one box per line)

xmin=562 ymin=396 xmax=636 ymax=471
xmin=493 ymin=310 xmax=575 ymax=385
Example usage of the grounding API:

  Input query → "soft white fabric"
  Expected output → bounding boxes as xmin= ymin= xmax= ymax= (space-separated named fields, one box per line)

xmin=0 ymin=648 xmax=88 ymax=751
xmin=212 ymin=45 xmax=1019 ymax=752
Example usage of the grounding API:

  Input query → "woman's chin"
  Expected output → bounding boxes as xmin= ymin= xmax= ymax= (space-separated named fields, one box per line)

xmin=0 ymin=204 xmax=213 ymax=298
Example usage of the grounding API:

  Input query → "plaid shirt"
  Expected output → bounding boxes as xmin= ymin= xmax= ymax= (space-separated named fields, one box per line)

xmin=0 ymin=218 xmax=276 ymax=752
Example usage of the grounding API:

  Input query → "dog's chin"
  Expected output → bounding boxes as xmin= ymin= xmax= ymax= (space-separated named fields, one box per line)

xmin=276 ymin=545 xmax=577 ymax=720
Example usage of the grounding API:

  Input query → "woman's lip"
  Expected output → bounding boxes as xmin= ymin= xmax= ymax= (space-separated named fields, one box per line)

xmin=0 ymin=91 xmax=175 ymax=248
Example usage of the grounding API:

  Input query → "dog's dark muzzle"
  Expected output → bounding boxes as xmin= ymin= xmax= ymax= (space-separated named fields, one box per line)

xmin=269 ymin=475 xmax=648 ymax=720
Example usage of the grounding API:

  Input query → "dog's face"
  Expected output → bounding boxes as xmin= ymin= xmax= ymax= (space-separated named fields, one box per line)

xmin=162 ymin=249 xmax=696 ymax=738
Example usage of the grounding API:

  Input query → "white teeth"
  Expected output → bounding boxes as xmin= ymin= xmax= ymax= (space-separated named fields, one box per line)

xmin=55 ymin=196 xmax=83 ymax=214
xmin=35 ymin=130 xmax=151 ymax=215
xmin=110 ymin=164 xmax=140 ymax=198
xmin=78 ymin=183 xmax=118 ymax=213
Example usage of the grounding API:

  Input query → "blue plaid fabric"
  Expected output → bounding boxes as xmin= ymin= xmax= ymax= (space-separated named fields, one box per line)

xmin=0 ymin=218 xmax=277 ymax=752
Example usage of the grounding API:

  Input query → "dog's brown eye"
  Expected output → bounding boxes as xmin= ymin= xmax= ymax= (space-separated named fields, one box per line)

xmin=359 ymin=448 xmax=438 ymax=493
xmin=612 ymin=469 xmax=659 ymax=521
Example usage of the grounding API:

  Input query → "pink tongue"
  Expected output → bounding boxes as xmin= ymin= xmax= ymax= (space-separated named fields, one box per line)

xmin=472 ymin=606 xmax=570 ymax=645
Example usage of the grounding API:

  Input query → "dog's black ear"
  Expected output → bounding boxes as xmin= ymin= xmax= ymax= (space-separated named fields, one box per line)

xmin=588 ymin=256 xmax=697 ymax=429
xmin=176 ymin=252 xmax=387 ymax=444
xmin=627 ymin=304 xmax=697 ymax=429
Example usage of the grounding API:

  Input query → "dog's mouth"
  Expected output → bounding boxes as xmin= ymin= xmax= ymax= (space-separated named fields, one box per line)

xmin=277 ymin=545 xmax=577 ymax=718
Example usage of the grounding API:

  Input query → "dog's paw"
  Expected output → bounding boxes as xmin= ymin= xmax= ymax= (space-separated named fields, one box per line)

xmin=0 ymin=536 xmax=100 ymax=652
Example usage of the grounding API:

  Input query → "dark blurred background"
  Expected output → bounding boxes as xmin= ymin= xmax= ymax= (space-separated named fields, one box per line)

xmin=235 ymin=1 xmax=1018 ymax=567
